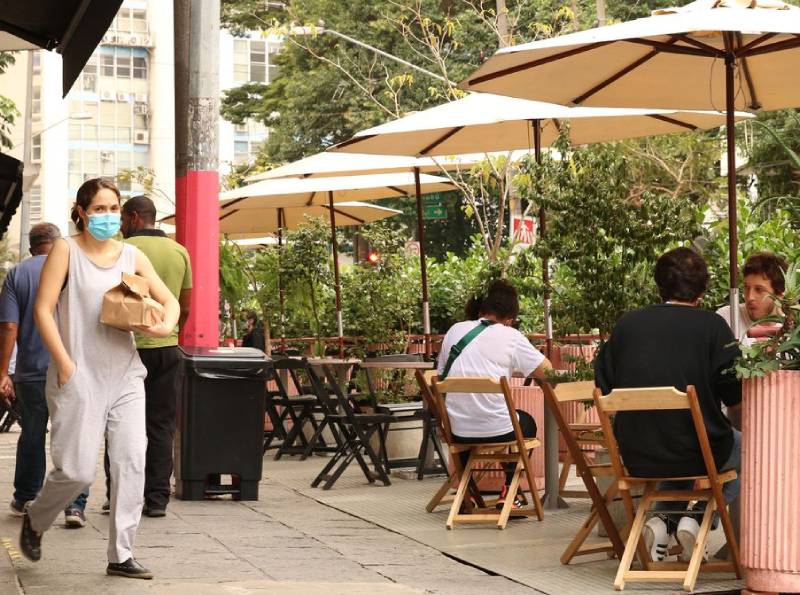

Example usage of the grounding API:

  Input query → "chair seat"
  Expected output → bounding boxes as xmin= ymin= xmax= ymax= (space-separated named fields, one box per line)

xmin=328 ymin=413 xmax=395 ymax=424
xmin=458 ymin=438 xmax=541 ymax=450
xmin=622 ymin=469 xmax=737 ymax=485
xmin=569 ymin=423 xmax=602 ymax=431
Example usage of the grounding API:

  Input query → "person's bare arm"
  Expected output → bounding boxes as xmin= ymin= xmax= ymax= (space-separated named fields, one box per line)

xmin=178 ymin=288 xmax=192 ymax=330
xmin=134 ymin=249 xmax=179 ymax=338
xmin=727 ymin=403 xmax=742 ymax=431
xmin=529 ymin=358 xmax=554 ymax=380
xmin=0 ymin=322 xmax=17 ymax=398
xmin=33 ymin=239 xmax=74 ymax=387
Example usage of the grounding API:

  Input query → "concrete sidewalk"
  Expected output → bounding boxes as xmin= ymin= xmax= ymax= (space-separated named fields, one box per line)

xmin=0 ymin=426 xmax=538 ymax=594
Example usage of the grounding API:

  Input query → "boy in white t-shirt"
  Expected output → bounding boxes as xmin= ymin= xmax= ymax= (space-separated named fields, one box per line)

xmin=437 ymin=280 xmax=552 ymax=507
xmin=716 ymin=252 xmax=787 ymax=345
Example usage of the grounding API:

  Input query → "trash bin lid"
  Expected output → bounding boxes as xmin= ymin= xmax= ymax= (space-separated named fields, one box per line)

xmin=180 ymin=346 xmax=270 ymax=375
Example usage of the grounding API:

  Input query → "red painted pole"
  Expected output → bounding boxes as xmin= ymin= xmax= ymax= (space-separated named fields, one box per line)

xmin=174 ymin=0 xmax=220 ymax=348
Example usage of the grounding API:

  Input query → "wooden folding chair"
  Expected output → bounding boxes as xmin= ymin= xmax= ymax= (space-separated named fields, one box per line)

xmin=537 ymin=380 xmax=625 ymax=564
xmin=431 ymin=376 xmax=545 ymax=529
xmin=593 ymin=386 xmax=742 ymax=592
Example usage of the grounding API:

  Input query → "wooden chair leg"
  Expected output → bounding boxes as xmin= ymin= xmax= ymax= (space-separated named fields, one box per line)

xmin=559 ymin=450 xmax=573 ymax=491
xmin=715 ymin=486 xmax=743 ymax=578
xmin=497 ymin=466 xmax=523 ymax=529
xmin=614 ymin=492 xmax=650 ymax=591
xmin=683 ymin=499 xmax=716 ymax=592
xmin=561 ymin=503 xmax=602 ymax=564
xmin=426 ymin=473 xmax=456 ymax=513
xmin=520 ymin=446 xmax=544 ymax=521
xmin=446 ymin=456 xmax=474 ymax=530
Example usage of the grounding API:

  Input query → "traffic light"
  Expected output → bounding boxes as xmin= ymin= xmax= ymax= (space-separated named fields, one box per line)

xmin=367 ymin=251 xmax=380 ymax=265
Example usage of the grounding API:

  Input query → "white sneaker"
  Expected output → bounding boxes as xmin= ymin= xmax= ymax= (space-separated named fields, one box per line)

xmin=642 ymin=516 xmax=669 ymax=561
xmin=677 ymin=516 xmax=705 ymax=561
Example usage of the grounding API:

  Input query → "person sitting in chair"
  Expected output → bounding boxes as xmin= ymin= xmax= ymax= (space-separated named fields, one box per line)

xmin=437 ymin=280 xmax=552 ymax=508
xmin=595 ymin=247 xmax=742 ymax=562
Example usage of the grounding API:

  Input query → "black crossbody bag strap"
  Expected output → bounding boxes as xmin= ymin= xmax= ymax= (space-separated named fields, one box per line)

xmin=440 ymin=320 xmax=492 ymax=380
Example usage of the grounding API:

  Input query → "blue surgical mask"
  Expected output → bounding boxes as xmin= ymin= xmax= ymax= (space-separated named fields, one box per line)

xmin=87 ymin=213 xmax=121 ymax=241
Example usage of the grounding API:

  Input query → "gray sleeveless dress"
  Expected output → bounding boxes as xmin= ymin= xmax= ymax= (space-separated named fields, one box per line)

xmin=28 ymin=236 xmax=148 ymax=564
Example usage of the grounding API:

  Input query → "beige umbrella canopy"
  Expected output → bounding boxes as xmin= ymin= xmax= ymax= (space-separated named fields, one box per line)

xmin=461 ymin=0 xmax=800 ymax=336
xmin=334 ymin=92 xmax=748 ymax=156
xmin=162 ymin=201 xmax=402 ymax=240
xmin=219 ymin=172 xmax=454 ymax=354
xmin=220 ymin=172 xmax=453 ymax=209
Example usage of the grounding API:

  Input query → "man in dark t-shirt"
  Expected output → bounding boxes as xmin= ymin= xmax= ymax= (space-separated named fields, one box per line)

xmin=595 ymin=247 xmax=741 ymax=562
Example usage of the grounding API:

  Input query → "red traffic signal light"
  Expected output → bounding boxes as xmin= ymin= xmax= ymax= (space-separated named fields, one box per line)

xmin=367 ymin=251 xmax=380 ymax=264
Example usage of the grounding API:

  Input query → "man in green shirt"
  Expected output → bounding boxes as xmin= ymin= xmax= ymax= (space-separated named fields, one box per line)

xmin=122 ymin=195 xmax=192 ymax=517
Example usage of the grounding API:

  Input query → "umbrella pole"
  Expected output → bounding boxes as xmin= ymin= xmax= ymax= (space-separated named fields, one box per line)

xmin=414 ymin=167 xmax=432 ymax=359
xmin=328 ymin=191 xmax=345 ymax=358
xmin=725 ymin=54 xmax=740 ymax=339
xmin=278 ymin=208 xmax=286 ymax=353
xmin=533 ymin=120 xmax=553 ymax=360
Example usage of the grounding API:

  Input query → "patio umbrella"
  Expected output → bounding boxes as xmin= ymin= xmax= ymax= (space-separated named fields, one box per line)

xmin=163 ymin=200 xmax=401 ymax=352
xmin=334 ymin=92 xmax=747 ymax=356
xmin=0 ymin=1 xmax=124 ymax=96
xmin=242 ymin=150 xmax=534 ymax=357
xmin=220 ymin=173 xmax=454 ymax=356
xmin=461 ymin=0 xmax=800 ymax=336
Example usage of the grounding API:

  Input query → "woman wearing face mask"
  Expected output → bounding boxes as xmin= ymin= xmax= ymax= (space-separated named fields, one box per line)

xmin=19 ymin=178 xmax=179 ymax=580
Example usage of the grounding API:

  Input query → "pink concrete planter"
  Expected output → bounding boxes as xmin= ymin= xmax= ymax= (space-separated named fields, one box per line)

xmin=742 ymin=370 xmax=800 ymax=594
xmin=473 ymin=378 xmax=545 ymax=492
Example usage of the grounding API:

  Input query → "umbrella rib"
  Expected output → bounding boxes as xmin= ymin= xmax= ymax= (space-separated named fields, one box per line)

xmin=420 ymin=127 xmax=464 ymax=155
xmin=737 ymin=32 xmax=778 ymax=54
xmin=671 ymin=34 xmax=727 ymax=58
xmin=222 ymin=197 xmax=248 ymax=210
xmin=335 ymin=134 xmax=376 ymax=149
xmin=331 ymin=207 xmax=365 ymax=225
xmin=467 ymin=41 xmax=613 ymax=86
xmin=572 ymin=47 xmax=662 ymax=105
xmin=305 ymin=191 xmax=317 ymax=206
xmin=645 ymin=114 xmax=698 ymax=131
xmin=624 ymin=38 xmax=717 ymax=58
xmin=387 ymin=185 xmax=410 ymax=196
xmin=220 ymin=209 xmax=238 ymax=221
xmin=735 ymin=33 xmax=761 ymax=110
xmin=738 ymin=35 xmax=800 ymax=58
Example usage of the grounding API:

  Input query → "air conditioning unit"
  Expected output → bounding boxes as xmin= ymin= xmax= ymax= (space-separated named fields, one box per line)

xmin=106 ymin=34 xmax=119 ymax=44
xmin=142 ymin=37 xmax=152 ymax=47
xmin=100 ymin=89 xmax=115 ymax=101
xmin=100 ymin=151 xmax=113 ymax=161
xmin=133 ymin=102 xmax=149 ymax=115
xmin=134 ymin=130 xmax=149 ymax=144
xmin=117 ymin=92 xmax=130 ymax=102
xmin=134 ymin=93 xmax=148 ymax=103
xmin=129 ymin=35 xmax=141 ymax=46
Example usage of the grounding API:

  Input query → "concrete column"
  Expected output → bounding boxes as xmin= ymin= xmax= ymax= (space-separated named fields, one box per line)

xmin=174 ymin=0 xmax=220 ymax=347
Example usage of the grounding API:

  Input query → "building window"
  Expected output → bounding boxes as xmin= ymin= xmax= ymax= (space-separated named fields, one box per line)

xmin=250 ymin=40 xmax=266 ymax=83
xmin=117 ymin=54 xmax=131 ymax=78
xmin=101 ymin=55 xmax=114 ymax=77
xmin=31 ymin=134 xmax=41 ymax=162
xmin=28 ymin=185 xmax=42 ymax=224
xmin=132 ymin=9 xmax=147 ymax=33
xmin=233 ymin=38 xmax=272 ymax=84
xmin=234 ymin=141 xmax=250 ymax=165
xmin=133 ymin=56 xmax=147 ymax=79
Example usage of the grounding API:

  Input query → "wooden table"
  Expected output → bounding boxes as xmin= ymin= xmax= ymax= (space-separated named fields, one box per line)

xmin=306 ymin=357 xmax=361 ymax=386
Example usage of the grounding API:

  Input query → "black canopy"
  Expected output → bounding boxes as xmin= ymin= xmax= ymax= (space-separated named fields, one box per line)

xmin=0 ymin=0 xmax=123 ymax=96
xmin=0 ymin=153 xmax=23 ymax=239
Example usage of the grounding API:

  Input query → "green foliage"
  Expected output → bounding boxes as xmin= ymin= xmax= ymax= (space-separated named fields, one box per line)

xmin=281 ymin=216 xmax=336 ymax=347
xmin=522 ymin=135 xmax=704 ymax=335
xmin=342 ymin=222 xmax=418 ymax=354
xmin=0 ymin=52 xmax=19 ymax=149
xmin=734 ymin=263 xmax=800 ymax=379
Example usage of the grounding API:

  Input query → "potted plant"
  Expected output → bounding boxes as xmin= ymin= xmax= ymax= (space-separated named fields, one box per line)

xmin=733 ymin=263 xmax=800 ymax=595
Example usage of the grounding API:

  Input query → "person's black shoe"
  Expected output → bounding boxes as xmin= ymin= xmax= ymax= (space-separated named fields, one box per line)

xmin=19 ymin=504 xmax=42 ymax=561
xmin=143 ymin=506 xmax=166 ymax=518
xmin=106 ymin=558 xmax=153 ymax=579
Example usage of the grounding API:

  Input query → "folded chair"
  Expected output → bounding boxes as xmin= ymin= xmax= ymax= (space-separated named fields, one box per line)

xmin=310 ymin=363 xmax=395 ymax=490
xmin=537 ymin=380 xmax=625 ymax=564
xmin=267 ymin=358 xmax=339 ymax=460
xmin=431 ymin=376 xmax=545 ymax=529
xmin=593 ymin=386 xmax=742 ymax=592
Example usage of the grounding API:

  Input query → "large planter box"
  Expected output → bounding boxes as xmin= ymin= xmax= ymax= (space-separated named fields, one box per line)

xmin=742 ymin=370 xmax=800 ymax=594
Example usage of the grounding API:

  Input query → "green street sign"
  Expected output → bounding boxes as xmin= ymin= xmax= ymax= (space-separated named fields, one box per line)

xmin=423 ymin=204 xmax=447 ymax=220
xmin=424 ymin=193 xmax=444 ymax=204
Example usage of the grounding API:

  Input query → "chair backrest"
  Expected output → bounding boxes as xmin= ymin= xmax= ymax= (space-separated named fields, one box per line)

xmin=415 ymin=369 xmax=445 ymax=434
xmin=319 ymin=364 xmax=361 ymax=423
xmin=592 ymin=385 xmax=721 ymax=482
xmin=553 ymin=380 xmax=596 ymax=403
xmin=364 ymin=354 xmax=424 ymax=363
xmin=431 ymin=376 xmax=523 ymax=446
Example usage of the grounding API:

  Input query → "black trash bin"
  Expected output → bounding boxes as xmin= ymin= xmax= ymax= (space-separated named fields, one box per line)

xmin=175 ymin=346 xmax=270 ymax=501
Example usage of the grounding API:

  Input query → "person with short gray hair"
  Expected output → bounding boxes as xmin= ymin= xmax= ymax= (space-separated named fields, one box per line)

xmin=0 ymin=223 xmax=89 ymax=526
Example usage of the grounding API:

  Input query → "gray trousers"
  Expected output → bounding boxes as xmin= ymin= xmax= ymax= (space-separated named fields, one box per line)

xmin=28 ymin=365 xmax=147 ymax=563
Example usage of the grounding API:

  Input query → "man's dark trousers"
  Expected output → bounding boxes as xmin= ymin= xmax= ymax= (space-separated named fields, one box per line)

xmin=140 ymin=346 xmax=181 ymax=510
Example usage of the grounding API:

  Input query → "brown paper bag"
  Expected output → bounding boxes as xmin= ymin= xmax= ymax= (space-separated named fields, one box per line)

xmin=100 ymin=272 xmax=165 ymax=332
